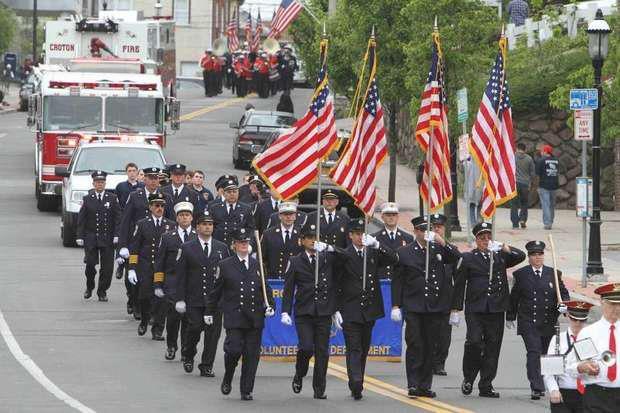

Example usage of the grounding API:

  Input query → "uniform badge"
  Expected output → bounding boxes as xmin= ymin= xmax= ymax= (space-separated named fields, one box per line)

xmin=214 ymin=266 xmax=220 ymax=279
xmin=436 ymin=254 xmax=443 ymax=262
xmin=340 ymin=227 xmax=344 ymax=232
xmin=104 ymin=201 xmax=110 ymax=208
xmin=176 ymin=248 xmax=183 ymax=261
xmin=165 ymin=224 xmax=170 ymax=230
xmin=203 ymin=193 xmax=210 ymax=201
xmin=549 ymin=282 xmax=554 ymax=289
xmin=185 ymin=196 xmax=189 ymax=201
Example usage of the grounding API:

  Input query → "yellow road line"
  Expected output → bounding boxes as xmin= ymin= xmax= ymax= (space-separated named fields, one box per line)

xmin=325 ymin=361 xmax=474 ymax=413
xmin=180 ymin=94 xmax=254 ymax=122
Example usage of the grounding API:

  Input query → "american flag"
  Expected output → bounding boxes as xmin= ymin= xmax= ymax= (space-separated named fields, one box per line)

xmin=253 ymin=39 xmax=338 ymax=200
xmin=226 ymin=11 xmax=239 ymax=53
xmin=244 ymin=12 xmax=252 ymax=45
xmin=330 ymin=39 xmax=387 ymax=216
xmin=415 ymin=31 xmax=452 ymax=212
xmin=268 ymin=0 xmax=303 ymax=39
xmin=251 ymin=10 xmax=263 ymax=52
xmin=469 ymin=36 xmax=516 ymax=218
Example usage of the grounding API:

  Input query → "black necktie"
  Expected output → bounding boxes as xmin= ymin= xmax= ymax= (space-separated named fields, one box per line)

xmin=156 ymin=219 xmax=160 ymax=228
xmin=328 ymin=213 xmax=333 ymax=225
xmin=310 ymin=254 xmax=316 ymax=266
xmin=535 ymin=270 xmax=541 ymax=278
xmin=241 ymin=259 xmax=246 ymax=270
xmin=228 ymin=204 xmax=233 ymax=216
xmin=285 ymin=230 xmax=290 ymax=243
xmin=183 ymin=229 xmax=188 ymax=242
xmin=274 ymin=201 xmax=279 ymax=210
xmin=358 ymin=250 xmax=363 ymax=259
xmin=174 ymin=188 xmax=179 ymax=199
xmin=203 ymin=242 xmax=209 ymax=257
xmin=97 ymin=193 xmax=102 ymax=202
xmin=390 ymin=231 xmax=395 ymax=241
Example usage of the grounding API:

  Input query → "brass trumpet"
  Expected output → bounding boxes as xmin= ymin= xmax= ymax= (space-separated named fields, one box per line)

xmin=596 ymin=350 xmax=617 ymax=367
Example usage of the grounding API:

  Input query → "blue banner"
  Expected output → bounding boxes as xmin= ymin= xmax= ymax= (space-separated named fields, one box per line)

xmin=261 ymin=279 xmax=402 ymax=360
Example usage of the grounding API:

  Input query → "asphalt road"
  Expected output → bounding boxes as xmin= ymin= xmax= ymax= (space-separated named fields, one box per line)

xmin=0 ymin=84 xmax=568 ymax=413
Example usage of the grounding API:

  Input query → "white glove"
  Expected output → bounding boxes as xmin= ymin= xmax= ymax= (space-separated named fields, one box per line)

xmin=314 ymin=241 xmax=328 ymax=252
xmin=362 ymin=234 xmax=380 ymax=249
xmin=332 ymin=311 xmax=343 ymax=330
xmin=128 ymin=270 xmax=138 ymax=285
xmin=265 ymin=306 xmax=275 ymax=317
xmin=76 ymin=239 xmax=84 ymax=247
xmin=390 ymin=307 xmax=402 ymax=322
xmin=558 ymin=303 xmax=568 ymax=314
xmin=248 ymin=244 xmax=253 ymax=254
xmin=154 ymin=288 xmax=164 ymax=298
xmin=281 ymin=312 xmax=292 ymax=325
xmin=449 ymin=311 xmax=461 ymax=327
xmin=506 ymin=320 xmax=516 ymax=330
xmin=489 ymin=241 xmax=503 ymax=252
xmin=115 ymin=257 xmax=125 ymax=265
xmin=175 ymin=301 xmax=186 ymax=314
xmin=119 ymin=247 xmax=130 ymax=259
xmin=204 ymin=315 xmax=213 ymax=325
xmin=113 ymin=236 xmax=119 ymax=245
xmin=424 ymin=231 xmax=437 ymax=242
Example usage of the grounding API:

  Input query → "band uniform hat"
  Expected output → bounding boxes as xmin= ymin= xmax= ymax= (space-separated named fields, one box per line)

xmin=301 ymin=221 xmax=318 ymax=237
xmin=91 ymin=170 xmax=107 ymax=180
xmin=232 ymin=228 xmax=252 ymax=242
xmin=411 ymin=215 xmax=430 ymax=230
xmin=248 ymin=174 xmax=262 ymax=184
xmin=142 ymin=167 xmax=161 ymax=176
xmin=278 ymin=202 xmax=297 ymax=214
xmin=430 ymin=213 xmax=447 ymax=226
xmin=216 ymin=174 xmax=238 ymax=190
xmin=196 ymin=211 xmax=214 ymax=223
xmin=525 ymin=240 xmax=546 ymax=255
xmin=564 ymin=300 xmax=594 ymax=320
xmin=322 ymin=189 xmax=339 ymax=199
xmin=473 ymin=222 xmax=493 ymax=237
xmin=380 ymin=202 xmax=399 ymax=214
xmin=594 ymin=283 xmax=620 ymax=303
xmin=348 ymin=218 xmax=365 ymax=233
xmin=148 ymin=192 xmax=166 ymax=204
xmin=174 ymin=201 xmax=194 ymax=215
xmin=169 ymin=164 xmax=186 ymax=174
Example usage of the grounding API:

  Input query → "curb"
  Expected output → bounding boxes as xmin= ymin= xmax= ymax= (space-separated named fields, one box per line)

xmin=0 ymin=107 xmax=18 ymax=116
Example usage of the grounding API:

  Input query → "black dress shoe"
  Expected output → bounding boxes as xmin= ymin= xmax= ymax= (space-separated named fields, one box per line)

xmin=410 ymin=387 xmax=436 ymax=398
xmin=531 ymin=390 xmax=544 ymax=400
xmin=165 ymin=347 xmax=176 ymax=361
xmin=83 ymin=289 xmax=92 ymax=299
xmin=241 ymin=393 xmax=253 ymax=401
xmin=461 ymin=381 xmax=473 ymax=395
xmin=97 ymin=293 xmax=108 ymax=302
xmin=407 ymin=387 xmax=417 ymax=398
xmin=200 ymin=367 xmax=215 ymax=377
xmin=292 ymin=375 xmax=302 ymax=393
xmin=152 ymin=333 xmax=164 ymax=341
xmin=313 ymin=393 xmax=327 ymax=400
xmin=221 ymin=380 xmax=232 ymax=395
xmin=479 ymin=388 xmax=500 ymax=398
xmin=351 ymin=390 xmax=363 ymax=400
xmin=133 ymin=312 xmax=141 ymax=321
xmin=433 ymin=368 xmax=447 ymax=376
xmin=137 ymin=323 xmax=147 ymax=336
xmin=126 ymin=303 xmax=133 ymax=315
xmin=183 ymin=359 xmax=194 ymax=373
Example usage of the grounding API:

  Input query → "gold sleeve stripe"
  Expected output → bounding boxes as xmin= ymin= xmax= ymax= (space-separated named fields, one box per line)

xmin=153 ymin=272 xmax=165 ymax=283
xmin=129 ymin=255 xmax=138 ymax=264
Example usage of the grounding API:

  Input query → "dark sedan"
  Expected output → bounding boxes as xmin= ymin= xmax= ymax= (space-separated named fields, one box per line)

xmin=230 ymin=110 xmax=296 ymax=169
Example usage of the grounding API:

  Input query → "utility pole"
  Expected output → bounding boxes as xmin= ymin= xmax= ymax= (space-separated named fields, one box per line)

xmin=33 ymin=0 xmax=38 ymax=63
xmin=328 ymin=0 xmax=337 ymax=16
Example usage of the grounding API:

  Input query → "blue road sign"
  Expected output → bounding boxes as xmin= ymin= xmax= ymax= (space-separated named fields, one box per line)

xmin=570 ymin=89 xmax=598 ymax=110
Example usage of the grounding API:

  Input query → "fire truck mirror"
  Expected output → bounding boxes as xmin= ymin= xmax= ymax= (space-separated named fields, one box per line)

xmin=27 ymin=95 xmax=36 ymax=127
xmin=55 ymin=166 xmax=69 ymax=177
xmin=169 ymin=98 xmax=180 ymax=130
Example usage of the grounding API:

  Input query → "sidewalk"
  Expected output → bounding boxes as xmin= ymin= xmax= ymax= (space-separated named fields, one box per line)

xmin=0 ymin=83 xmax=20 ymax=115
xmin=373 ymin=159 xmax=620 ymax=303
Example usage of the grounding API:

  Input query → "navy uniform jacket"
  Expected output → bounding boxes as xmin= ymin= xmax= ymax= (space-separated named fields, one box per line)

xmin=452 ymin=246 xmax=526 ymax=313
xmin=306 ymin=209 xmax=350 ymax=248
xmin=205 ymin=255 xmax=275 ymax=329
xmin=261 ymin=226 xmax=303 ymax=278
xmin=253 ymin=198 xmax=278 ymax=234
xmin=191 ymin=185 xmax=215 ymax=214
xmin=282 ymin=251 xmax=340 ymax=317
xmin=238 ymin=184 xmax=260 ymax=204
xmin=507 ymin=265 xmax=569 ymax=336
xmin=392 ymin=241 xmax=461 ymax=314
xmin=208 ymin=201 xmax=255 ymax=246
xmin=128 ymin=216 xmax=176 ymax=281
xmin=162 ymin=184 xmax=201 ymax=216
xmin=115 ymin=180 xmax=143 ymax=209
xmin=266 ymin=210 xmax=308 ymax=231
xmin=153 ymin=228 xmax=197 ymax=299
xmin=175 ymin=238 xmax=230 ymax=308
xmin=119 ymin=188 xmax=173 ymax=247
xmin=77 ymin=189 xmax=121 ymax=248
xmin=334 ymin=244 xmax=398 ymax=323
xmin=372 ymin=227 xmax=414 ymax=279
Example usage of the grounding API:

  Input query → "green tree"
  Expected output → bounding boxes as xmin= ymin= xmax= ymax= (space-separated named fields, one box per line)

xmin=0 ymin=6 xmax=17 ymax=55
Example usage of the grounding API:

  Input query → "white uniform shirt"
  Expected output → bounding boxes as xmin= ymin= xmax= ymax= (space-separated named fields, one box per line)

xmin=566 ymin=318 xmax=620 ymax=388
xmin=543 ymin=328 xmax=578 ymax=392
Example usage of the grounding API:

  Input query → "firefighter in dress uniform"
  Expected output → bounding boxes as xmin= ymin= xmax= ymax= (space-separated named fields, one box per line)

xmin=281 ymin=221 xmax=340 ymax=399
xmin=452 ymin=222 xmax=526 ymax=398
xmin=161 ymin=164 xmax=201 ymax=219
xmin=306 ymin=189 xmax=349 ymax=249
xmin=211 ymin=174 xmax=239 ymax=207
xmin=208 ymin=180 xmax=255 ymax=247
xmin=261 ymin=202 xmax=303 ymax=279
xmin=507 ymin=240 xmax=570 ymax=400
xmin=253 ymin=194 xmax=280 ymax=235
xmin=391 ymin=215 xmax=461 ymax=398
xmin=127 ymin=193 xmax=176 ymax=339
xmin=205 ymin=228 xmax=276 ymax=401
xmin=331 ymin=218 xmax=398 ymax=400
xmin=76 ymin=170 xmax=121 ymax=301
xmin=265 ymin=195 xmax=308 ymax=231
xmin=371 ymin=202 xmax=413 ymax=279
xmin=153 ymin=201 xmax=197 ymax=361
xmin=544 ymin=301 xmax=594 ymax=413
xmin=174 ymin=211 xmax=230 ymax=377
xmin=238 ymin=175 xmax=264 ymax=205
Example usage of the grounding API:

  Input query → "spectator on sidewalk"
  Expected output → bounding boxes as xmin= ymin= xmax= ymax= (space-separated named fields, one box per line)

xmin=508 ymin=0 xmax=529 ymax=27
xmin=2 ymin=63 xmax=15 ymax=94
xmin=536 ymin=145 xmax=560 ymax=230
xmin=463 ymin=157 xmax=483 ymax=227
xmin=511 ymin=143 xmax=536 ymax=229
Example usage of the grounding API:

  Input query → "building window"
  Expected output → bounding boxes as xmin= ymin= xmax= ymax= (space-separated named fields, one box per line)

xmin=180 ymin=61 xmax=199 ymax=77
xmin=104 ymin=0 xmax=134 ymax=10
xmin=174 ymin=0 xmax=191 ymax=25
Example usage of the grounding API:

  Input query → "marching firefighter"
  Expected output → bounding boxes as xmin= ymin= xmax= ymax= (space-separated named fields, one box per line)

xmin=208 ymin=180 xmax=255 ymax=246
xmin=161 ymin=163 xmax=201 ymax=217
xmin=261 ymin=202 xmax=303 ymax=279
xmin=76 ymin=170 xmax=121 ymax=302
xmin=372 ymin=202 xmax=413 ymax=279
xmin=306 ymin=189 xmax=349 ymax=248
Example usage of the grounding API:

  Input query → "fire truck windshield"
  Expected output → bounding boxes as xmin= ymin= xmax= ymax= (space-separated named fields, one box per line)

xmin=104 ymin=97 xmax=164 ymax=134
xmin=44 ymin=96 xmax=102 ymax=131
xmin=72 ymin=146 xmax=165 ymax=175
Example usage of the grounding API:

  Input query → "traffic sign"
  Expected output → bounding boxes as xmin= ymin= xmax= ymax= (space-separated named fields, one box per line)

xmin=574 ymin=110 xmax=593 ymax=141
xmin=457 ymin=88 xmax=468 ymax=123
xmin=570 ymin=89 xmax=598 ymax=110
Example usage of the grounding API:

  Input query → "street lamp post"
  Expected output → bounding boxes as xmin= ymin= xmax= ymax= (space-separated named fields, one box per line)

xmin=586 ymin=9 xmax=611 ymax=277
